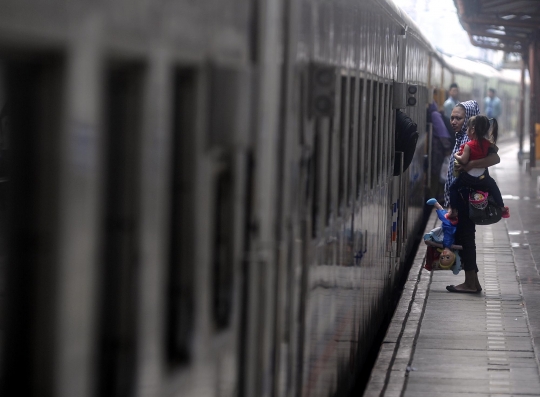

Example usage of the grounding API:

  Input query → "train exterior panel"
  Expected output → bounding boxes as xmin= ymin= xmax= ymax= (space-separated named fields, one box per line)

xmin=0 ymin=1 xmax=525 ymax=397
xmin=297 ymin=2 xmax=403 ymax=394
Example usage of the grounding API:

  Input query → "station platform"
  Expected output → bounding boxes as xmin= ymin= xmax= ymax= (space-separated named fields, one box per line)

xmin=365 ymin=139 xmax=540 ymax=396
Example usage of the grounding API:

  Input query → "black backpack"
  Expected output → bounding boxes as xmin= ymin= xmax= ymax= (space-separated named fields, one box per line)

xmin=393 ymin=110 xmax=419 ymax=176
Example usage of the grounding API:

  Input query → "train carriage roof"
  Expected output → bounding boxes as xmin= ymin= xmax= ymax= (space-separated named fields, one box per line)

xmin=377 ymin=0 xmax=454 ymax=69
xmin=443 ymin=54 xmax=526 ymax=85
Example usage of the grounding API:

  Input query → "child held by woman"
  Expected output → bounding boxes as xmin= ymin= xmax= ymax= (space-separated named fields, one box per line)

xmin=448 ymin=114 xmax=509 ymax=220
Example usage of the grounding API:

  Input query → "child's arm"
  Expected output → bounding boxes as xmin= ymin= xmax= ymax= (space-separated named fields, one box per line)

xmin=454 ymin=144 xmax=470 ymax=164
xmin=456 ymin=151 xmax=500 ymax=173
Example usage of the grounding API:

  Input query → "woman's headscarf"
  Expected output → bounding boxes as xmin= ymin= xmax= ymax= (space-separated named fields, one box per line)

xmin=443 ymin=100 xmax=480 ymax=207
xmin=456 ymin=100 xmax=480 ymax=136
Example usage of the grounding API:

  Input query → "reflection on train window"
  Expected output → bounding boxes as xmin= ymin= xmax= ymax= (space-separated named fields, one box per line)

xmin=166 ymin=68 xmax=196 ymax=365
xmin=97 ymin=61 xmax=144 ymax=395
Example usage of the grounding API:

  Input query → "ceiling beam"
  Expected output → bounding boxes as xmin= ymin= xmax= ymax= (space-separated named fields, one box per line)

xmin=495 ymin=12 xmax=540 ymax=19
xmin=471 ymin=36 xmax=528 ymax=48
xmin=468 ymin=29 xmax=529 ymax=40
xmin=461 ymin=14 xmax=540 ymax=29
xmin=469 ymin=32 xmax=528 ymax=46
xmin=469 ymin=37 xmax=525 ymax=52
xmin=455 ymin=0 xmax=540 ymax=29
xmin=455 ymin=0 xmax=535 ymax=53
xmin=482 ymin=0 xmax=513 ymax=10
xmin=482 ymin=0 xmax=540 ymax=14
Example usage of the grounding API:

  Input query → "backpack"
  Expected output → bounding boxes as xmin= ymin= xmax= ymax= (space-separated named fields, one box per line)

xmin=393 ymin=110 xmax=419 ymax=176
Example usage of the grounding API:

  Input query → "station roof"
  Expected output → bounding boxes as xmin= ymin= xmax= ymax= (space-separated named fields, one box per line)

xmin=454 ymin=0 xmax=540 ymax=53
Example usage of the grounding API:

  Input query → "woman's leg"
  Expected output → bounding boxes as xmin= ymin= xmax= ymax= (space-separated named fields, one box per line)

xmin=448 ymin=178 xmax=462 ymax=218
xmin=451 ymin=186 xmax=481 ymax=291
xmin=463 ymin=269 xmax=482 ymax=291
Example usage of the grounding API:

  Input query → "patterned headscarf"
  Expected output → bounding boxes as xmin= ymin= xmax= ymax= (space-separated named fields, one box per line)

xmin=443 ymin=100 xmax=480 ymax=207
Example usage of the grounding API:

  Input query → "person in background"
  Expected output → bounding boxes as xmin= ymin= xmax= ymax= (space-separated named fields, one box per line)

xmin=427 ymin=97 xmax=453 ymax=200
xmin=484 ymin=88 xmax=501 ymax=119
xmin=443 ymin=83 xmax=459 ymax=118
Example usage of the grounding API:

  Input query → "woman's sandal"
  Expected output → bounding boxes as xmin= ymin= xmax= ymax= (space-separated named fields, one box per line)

xmin=446 ymin=285 xmax=481 ymax=293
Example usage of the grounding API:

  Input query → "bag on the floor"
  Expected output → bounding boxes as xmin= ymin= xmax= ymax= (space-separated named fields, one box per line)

xmin=468 ymin=190 xmax=501 ymax=225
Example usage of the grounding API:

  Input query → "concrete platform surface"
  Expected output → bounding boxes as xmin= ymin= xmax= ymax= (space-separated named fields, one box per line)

xmin=365 ymin=139 xmax=540 ymax=396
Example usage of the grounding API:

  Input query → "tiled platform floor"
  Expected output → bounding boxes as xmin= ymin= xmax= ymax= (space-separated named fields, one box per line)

xmin=365 ymin=139 xmax=540 ymax=396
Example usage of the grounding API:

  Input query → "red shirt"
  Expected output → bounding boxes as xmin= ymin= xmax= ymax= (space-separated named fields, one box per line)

xmin=458 ymin=138 xmax=490 ymax=161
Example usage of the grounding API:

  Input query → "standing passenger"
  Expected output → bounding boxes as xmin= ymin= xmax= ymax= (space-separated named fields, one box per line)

xmin=443 ymin=83 xmax=459 ymax=118
xmin=427 ymin=100 xmax=453 ymax=200
xmin=443 ymin=100 xmax=500 ymax=293
xmin=484 ymin=88 xmax=501 ymax=119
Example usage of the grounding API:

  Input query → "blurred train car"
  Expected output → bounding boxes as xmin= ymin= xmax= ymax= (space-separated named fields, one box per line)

xmin=0 ymin=0 xmax=524 ymax=397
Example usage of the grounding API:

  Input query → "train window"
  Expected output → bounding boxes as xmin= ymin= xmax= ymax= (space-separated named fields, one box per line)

xmin=371 ymin=81 xmax=380 ymax=189
xmin=320 ymin=118 xmax=330 ymax=227
xmin=311 ymin=119 xmax=321 ymax=237
xmin=382 ymin=84 xmax=391 ymax=179
xmin=97 ymin=61 xmax=145 ymax=394
xmin=308 ymin=117 xmax=332 ymax=230
xmin=326 ymin=118 xmax=334 ymax=225
xmin=356 ymin=78 xmax=365 ymax=197
xmin=166 ymin=68 xmax=197 ymax=365
xmin=212 ymin=163 xmax=234 ymax=330
xmin=208 ymin=66 xmax=250 ymax=331
xmin=338 ymin=75 xmax=347 ymax=213
xmin=364 ymin=79 xmax=372 ymax=190
xmin=0 ymin=53 xmax=64 ymax=395
xmin=347 ymin=77 xmax=357 ymax=205
xmin=377 ymin=82 xmax=385 ymax=185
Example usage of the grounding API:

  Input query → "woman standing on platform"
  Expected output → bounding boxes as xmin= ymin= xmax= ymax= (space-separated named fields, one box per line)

xmin=443 ymin=100 xmax=500 ymax=293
